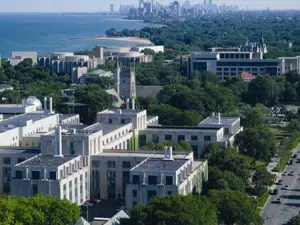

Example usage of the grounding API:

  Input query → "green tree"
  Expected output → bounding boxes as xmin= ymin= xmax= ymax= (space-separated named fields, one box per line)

xmin=75 ymin=84 xmax=116 ymax=123
xmin=128 ymin=195 xmax=218 ymax=225
xmin=242 ymin=107 xmax=265 ymax=128
xmin=252 ymin=167 xmax=274 ymax=196
xmin=247 ymin=76 xmax=280 ymax=107
xmin=235 ymin=128 xmax=276 ymax=162
xmin=209 ymin=190 xmax=263 ymax=225
xmin=287 ymin=119 xmax=300 ymax=135
xmin=286 ymin=214 xmax=300 ymax=225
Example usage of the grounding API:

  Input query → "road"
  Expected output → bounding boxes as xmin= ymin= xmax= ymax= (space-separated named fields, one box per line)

xmin=262 ymin=153 xmax=300 ymax=225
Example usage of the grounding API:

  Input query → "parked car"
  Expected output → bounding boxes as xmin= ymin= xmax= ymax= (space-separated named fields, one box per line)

xmin=296 ymin=159 xmax=300 ymax=163
xmin=283 ymin=185 xmax=290 ymax=190
xmin=272 ymin=198 xmax=281 ymax=204
xmin=292 ymin=154 xmax=297 ymax=158
xmin=273 ymin=189 xmax=278 ymax=195
xmin=82 ymin=201 xmax=94 ymax=207
xmin=290 ymin=160 xmax=294 ymax=165
xmin=283 ymin=172 xmax=288 ymax=176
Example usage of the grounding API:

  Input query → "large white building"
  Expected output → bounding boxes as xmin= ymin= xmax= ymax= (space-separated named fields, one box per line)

xmin=0 ymin=99 xmax=244 ymax=212
xmin=10 ymin=52 xmax=38 ymax=66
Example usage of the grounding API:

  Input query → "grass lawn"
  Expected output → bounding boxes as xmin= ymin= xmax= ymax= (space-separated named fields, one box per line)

xmin=270 ymin=127 xmax=289 ymax=141
xmin=255 ymin=191 xmax=270 ymax=214
xmin=272 ymin=151 xmax=293 ymax=172
xmin=255 ymin=161 xmax=266 ymax=166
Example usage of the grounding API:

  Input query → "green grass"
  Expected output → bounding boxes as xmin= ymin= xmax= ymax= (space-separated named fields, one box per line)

xmin=257 ymin=192 xmax=270 ymax=208
xmin=272 ymin=151 xmax=293 ymax=172
xmin=255 ymin=161 xmax=266 ymax=166
xmin=270 ymin=127 xmax=289 ymax=141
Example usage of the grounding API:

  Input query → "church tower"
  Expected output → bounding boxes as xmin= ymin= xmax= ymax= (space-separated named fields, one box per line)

xmin=260 ymin=32 xmax=268 ymax=54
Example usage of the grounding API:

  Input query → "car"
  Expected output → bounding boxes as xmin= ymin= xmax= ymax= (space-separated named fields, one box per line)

xmin=273 ymin=189 xmax=279 ymax=195
xmin=276 ymin=180 xmax=283 ymax=185
xmin=272 ymin=198 xmax=281 ymax=204
xmin=283 ymin=185 xmax=290 ymax=190
xmin=90 ymin=199 xmax=101 ymax=204
xmin=82 ymin=201 xmax=94 ymax=207
xmin=290 ymin=160 xmax=294 ymax=165
xmin=296 ymin=159 xmax=300 ymax=163
xmin=283 ymin=172 xmax=288 ymax=176
xmin=292 ymin=154 xmax=297 ymax=158
xmin=289 ymin=172 xmax=295 ymax=176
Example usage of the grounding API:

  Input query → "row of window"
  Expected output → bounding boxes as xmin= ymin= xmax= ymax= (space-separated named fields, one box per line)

xmin=142 ymin=134 xmax=211 ymax=145
xmin=132 ymin=174 xmax=174 ymax=185
xmin=3 ymin=157 xmax=25 ymax=165
xmin=104 ymin=128 xmax=130 ymax=145
xmin=217 ymin=67 xmax=265 ymax=72
xmin=15 ymin=170 xmax=56 ymax=180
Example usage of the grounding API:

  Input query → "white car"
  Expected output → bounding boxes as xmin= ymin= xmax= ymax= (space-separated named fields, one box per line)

xmin=283 ymin=185 xmax=289 ymax=190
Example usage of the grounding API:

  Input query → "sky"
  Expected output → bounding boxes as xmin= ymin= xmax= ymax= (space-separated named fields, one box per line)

xmin=0 ymin=0 xmax=299 ymax=12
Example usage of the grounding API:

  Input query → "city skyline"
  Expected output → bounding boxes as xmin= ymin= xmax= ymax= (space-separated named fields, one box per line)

xmin=0 ymin=0 xmax=299 ymax=12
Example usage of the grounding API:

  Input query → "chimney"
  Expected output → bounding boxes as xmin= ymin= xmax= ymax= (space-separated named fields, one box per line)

xmin=126 ymin=99 xmax=130 ymax=110
xmin=168 ymin=146 xmax=173 ymax=160
xmin=54 ymin=126 xmax=63 ymax=157
xmin=49 ymin=97 xmax=53 ymax=114
xmin=132 ymin=98 xmax=136 ymax=110
xmin=218 ymin=113 xmax=221 ymax=124
xmin=44 ymin=97 xmax=47 ymax=112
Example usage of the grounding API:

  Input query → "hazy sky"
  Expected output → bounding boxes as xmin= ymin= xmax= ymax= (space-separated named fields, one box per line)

xmin=0 ymin=0 xmax=299 ymax=12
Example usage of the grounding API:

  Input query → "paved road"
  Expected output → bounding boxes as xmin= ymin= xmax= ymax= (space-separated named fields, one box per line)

xmin=262 ymin=154 xmax=300 ymax=225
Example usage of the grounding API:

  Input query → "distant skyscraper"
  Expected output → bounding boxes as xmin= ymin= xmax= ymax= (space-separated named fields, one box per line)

xmin=139 ymin=0 xmax=144 ymax=8
xmin=110 ymin=4 xmax=114 ymax=13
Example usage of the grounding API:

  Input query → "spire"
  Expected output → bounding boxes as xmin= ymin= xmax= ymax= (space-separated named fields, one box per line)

xmin=260 ymin=31 xmax=268 ymax=54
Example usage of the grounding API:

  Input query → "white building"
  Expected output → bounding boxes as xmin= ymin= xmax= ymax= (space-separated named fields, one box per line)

xmin=10 ymin=52 xmax=38 ymax=66
xmin=126 ymin=147 xmax=208 ymax=210
xmin=78 ymin=69 xmax=113 ymax=84
xmin=131 ymin=45 xmax=164 ymax=53
xmin=188 ymin=51 xmax=290 ymax=80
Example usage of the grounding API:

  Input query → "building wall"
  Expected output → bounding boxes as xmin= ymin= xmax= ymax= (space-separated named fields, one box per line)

xmin=0 ymin=128 xmax=20 ymax=147
xmin=0 ymin=151 xmax=39 ymax=194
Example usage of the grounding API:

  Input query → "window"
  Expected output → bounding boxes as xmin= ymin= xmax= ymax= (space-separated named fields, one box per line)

xmin=148 ymin=175 xmax=157 ymax=185
xmin=204 ymin=136 xmax=211 ymax=141
xmin=17 ymin=158 xmax=25 ymax=163
xmin=139 ymin=135 xmax=146 ymax=146
xmin=32 ymin=184 xmax=38 ymax=195
xmin=224 ymin=128 xmax=230 ymax=134
xmin=193 ymin=62 xmax=207 ymax=72
xmin=132 ymin=190 xmax=137 ymax=197
xmin=31 ymin=171 xmax=40 ymax=180
xmin=178 ymin=135 xmax=185 ymax=142
xmin=147 ymin=190 xmax=157 ymax=202
xmin=166 ymin=176 xmax=173 ymax=185
xmin=109 ymin=119 xmax=112 ymax=124
xmin=191 ymin=136 xmax=198 ymax=141
xmin=152 ymin=134 xmax=159 ymax=144
xmin=224 ymin=68 xmax=229 ymax=71
xmin=70 ymin=142 xmax=75 ymax=155
xmin=107 ymin=161 xmax=116 ymax=168
xmin=168 ymin=191 xmax=172 ymax=195
xmin=92 ymin=160 xmax=100 ymax=168
xmin=165 ymin=135 xmax=172 ymax=141
xmin=3 ymin=158 xmax=10 ymax=165
xmin=133 ymin=175 xmax=140 ymax=184
xmin=122 ymin=161 xmax=131 ymax=168
xmin=49 ymin=171 xmax=56 ymax=180
xmin=121 ymin=119 xmax=125 ymax=124
xmin=15 ymin=170 xmax=22 ymax=179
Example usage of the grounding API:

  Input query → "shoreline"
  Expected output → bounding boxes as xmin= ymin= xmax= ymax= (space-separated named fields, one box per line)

xmin=93 ymin=36 xmax=152 ymax=45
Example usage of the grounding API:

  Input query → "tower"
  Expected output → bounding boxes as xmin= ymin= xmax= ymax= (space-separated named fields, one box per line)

xmin=114 ymin=60 xmax=121 ymax=95
xmin=129 ymin=64 xmax=136 ymax=99
xmin=260 ymin=32 xmax=268 ymax=54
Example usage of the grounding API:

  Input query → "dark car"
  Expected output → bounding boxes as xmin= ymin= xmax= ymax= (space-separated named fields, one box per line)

xmin=290 ymin=160 xmax=294 ymax=165
xmin=273 ymin=189 xmax=278 ymax=195
xmin=296 ymin=159 xmax=300 ymax=163
xmin=272 ymin=198 xmax=281 ymax=204
xmin=292 ymin=154 xmax=298 ymax=158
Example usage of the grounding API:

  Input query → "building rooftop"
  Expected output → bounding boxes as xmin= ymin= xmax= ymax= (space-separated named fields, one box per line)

xmin=0 ymin=113 xmax=55 ymax=133
xmin=84 ymin=123 xmax=129 ymax=135
xmin=147 ymin=125 xmax=221 ymax=131
xmin=199 ymin=116 xmax=239 ymax=126
xmin=18 ymin=154 xmax=77 ymax=167
xmin=0 ymin=147 xmax=40 ymax=155
xmin=98 ymin=150 xmax=193 ymax=159
xmin=59 ymin=114 xmax=78 ymax=122
xmin=97 ymin=109 xmax=144 ymax=115
xmin=133 ymin=158 xmax=188 ymax=172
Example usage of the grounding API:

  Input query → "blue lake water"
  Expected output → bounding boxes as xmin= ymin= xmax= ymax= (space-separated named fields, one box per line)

xmin=0 ymin=13 xmax=151 ymax=57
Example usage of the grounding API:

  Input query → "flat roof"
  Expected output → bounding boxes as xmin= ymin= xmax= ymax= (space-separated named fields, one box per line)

xmin=0 ymin=113 xmax=55 ymax=133
xmin=0 ymin=147 xmax=40 ymax=155
xmin=0 ymin=104 xmax=32 ymax=108
xmin=59 ymin=114 xmax=78 ymax=122
xmin=18 ymin=154 xmax=77 ymax=167
xmin=85 ymin=123 xmax=128 ymax=135
xmin=199 ymin=116 xmax=239 ymax=126
xmin=133 ymin=158 xmax=188 ymax=172
xmin=147 ymin=126 xmax=220 ymax=131
xmin=98 ymin=109 xmax=144 ymax=115
xmin=98 ymin=150 xmax=192 ymax=159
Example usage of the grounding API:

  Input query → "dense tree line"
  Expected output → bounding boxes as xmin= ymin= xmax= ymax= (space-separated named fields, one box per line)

xmin=109 ymin=11 xmax=300 ymax=58
xmin=0 ymin=194 xmax=80 ymax=225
